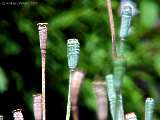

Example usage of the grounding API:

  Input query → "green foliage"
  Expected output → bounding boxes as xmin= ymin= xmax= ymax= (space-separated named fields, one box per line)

xmin=80 ymin=78 xmax=96 ymax=111
xmin=140 ymin=1 xmax=158 ymax=28
xmin=0 ymin=68 xmax=8 ymax=93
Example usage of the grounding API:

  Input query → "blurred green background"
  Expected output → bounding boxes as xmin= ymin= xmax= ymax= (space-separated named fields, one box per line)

xmin=0 ymin=0 xmax=160 ymax=119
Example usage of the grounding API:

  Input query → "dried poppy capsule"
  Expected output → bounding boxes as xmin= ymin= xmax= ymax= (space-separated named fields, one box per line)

xmin=37 ymin=23 xmax=48 ymax=120
xmin=71 ymin=70 xmax=85 ymax=120
xmin=33 ymin=94 xmax=42 ymax=120
xmin=125 ymin=112 xmax=137 ymax=120
xmin=93 ymin=81 xmax=108 ymax=120
xmin=12 ymin=109 xmax=24 ymax=120
xmin=37 ymin=23 xmax=48 ymax=51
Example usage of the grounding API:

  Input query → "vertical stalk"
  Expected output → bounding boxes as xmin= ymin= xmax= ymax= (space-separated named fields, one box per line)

xmin=12 ymin=109 xmax=24 ymax=120
xmin=72 ymin=105 xmax=78 ymax=120
xmin=37 ymin=23 xmax=48 ymax=120
xmin=119 ymin=40 xmax=125 ymax=57
xmin=71 ymin=70 xmax=85 ymax=120
xmin=105 ymin=74 xmax=116 ymax=120
xmin=105 ymin=0 xmax=117 ymax=58
xmin=41 ymin=50 xmax=46 ymax=120
xmin=41 ymin=51 xmax=46 ymax=120
xmin=113 ymin=58 xmax=125 ymax=120
xmin=66 ymin=70 xmax=73 ymax=120
xmin=105 ymin=74 xmax=124 ymax=120
xmin=114 ymin=94 xmax=124 ymax=120
xmin=33 ymin=94 xmax=42 ymax=120
xmin=145 ymin=98 xmax=155 ymax=120
xmin=93 ymin=81 xmax=108 ymax=120
xmin=66 ymin=39 xmax=80 ymax=120
xmin=113 ymin=58 xmax=125 ymax=93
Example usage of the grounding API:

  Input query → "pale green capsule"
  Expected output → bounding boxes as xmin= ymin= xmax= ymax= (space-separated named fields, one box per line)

xmin=106 ymin=74 xmax=116 ymax=120
xmin=120 ymin=6 xmax=132 ymax=39
xmin=145 ymin=98 xmax=155 ymax=120
xmin=67 ymin=39 xmax=80 ymax=70
xmin=105 ymin=74 xmax=124 ymax=120
xmin=106 ymin=74 xmax=116 ymax=101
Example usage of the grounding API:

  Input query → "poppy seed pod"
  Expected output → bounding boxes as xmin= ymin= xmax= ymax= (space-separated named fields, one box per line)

xmin=145 ymin=98 xmax=155 ymax=120
xmin=125 ymin=112 xmax=137 ymax=120
xmin=93 ymin=81 xmax=108 ymax=120
xmin=33 ymin=94 xmax=42 ymax=120
xmin=37 ymin=23 xmax=48 ymax=120
xmin=12 ymin=109 xmax=24 ymax=120
xmin=105 ymin=74 xmax=124 ymax=120
xmin=67 ymin=39 xmax=80 ymax=70
xmin=120 ymin=4 xmax=132 ymax=39
xmin=37 ymin=23 xmax=48 ymax=50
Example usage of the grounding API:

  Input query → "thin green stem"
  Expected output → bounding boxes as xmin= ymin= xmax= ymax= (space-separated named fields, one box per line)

xmin=113 ymin=58 xmax=125 ymax=120
xmin=66 ymin=70 xmax=73 ymax=120
xmin=113 ymin=58 xmax=125 ymax=93
xmin=119 ymin=40 xmax=125 ymax=57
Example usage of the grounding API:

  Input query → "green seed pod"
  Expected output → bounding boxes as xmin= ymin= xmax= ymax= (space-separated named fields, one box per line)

xmin=113 ymin=58 xmax=126 ymax=93
xmin=105 ymin=74 xmax=124 ymax=120
xmin=106 ymin=74 xmax=116 ymax=120
xmin=145 ymin=98 xmax=155 ymax=120
xmin=106 ymin=74 xmax=116 ymax=102
xmin=67 ymin=39 xmax=80 ymax=70
xmin=120 ymin=5 xmax=132 ymax=39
